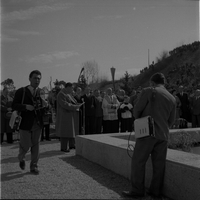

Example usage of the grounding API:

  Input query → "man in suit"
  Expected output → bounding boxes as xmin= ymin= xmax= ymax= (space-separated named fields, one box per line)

xmin=190 ymin=89 xmax=200 ymax=127
xmin=122 ymin=73 xmax=176 ymax=198
xmin=81 ymin=87 xmax=96 ymax=134
xmin=12 ymin=70 xmax=48 ymax=174
xmin=93 ymin=89 xmax=103 ymax=134
xmin=176 ymin=85 xmax=191 ymax=128
xmin=129 ymin=89 xmax=137 ymax=129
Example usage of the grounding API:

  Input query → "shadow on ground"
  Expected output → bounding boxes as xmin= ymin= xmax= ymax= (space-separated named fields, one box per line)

xmin=60 ymin=155 xmax=133 ymax=198
xmin=1 ymin=171 xmax=39 ymax=182
xmin=1 ymin=148 xmax=63 ymax=164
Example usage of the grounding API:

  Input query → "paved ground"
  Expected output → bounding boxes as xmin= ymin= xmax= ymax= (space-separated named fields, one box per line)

xmin=1 ymin=137 xmax=171 ymax=199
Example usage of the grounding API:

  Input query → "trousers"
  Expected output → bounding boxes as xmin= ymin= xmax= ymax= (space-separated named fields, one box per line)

xmin=131 ymin=136 xmax=168 ymax=196
xmin=192 ymin=114 xmax=200 ymax=127
xmin=60 ymin=137 xmax=75 ymax=150
xmin=18 ymin=122 xmax=41 ymax=170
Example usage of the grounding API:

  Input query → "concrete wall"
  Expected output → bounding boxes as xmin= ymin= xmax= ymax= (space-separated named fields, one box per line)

xmin=76 ymin=130 xmax=200 ymax=200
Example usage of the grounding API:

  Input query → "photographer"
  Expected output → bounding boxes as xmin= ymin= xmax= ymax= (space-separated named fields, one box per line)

xmin=12 ymin=70 xmax=48 ymax=174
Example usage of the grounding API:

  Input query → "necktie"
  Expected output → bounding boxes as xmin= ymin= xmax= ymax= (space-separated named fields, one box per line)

xmin=33 ymin=88 xmax=37 ymax=97
xmin=110 ymin=96 xmax=113 ymax=103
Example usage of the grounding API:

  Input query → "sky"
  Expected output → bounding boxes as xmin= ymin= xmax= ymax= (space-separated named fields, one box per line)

xmin=1 ymin=0 xmax=199 ymax=89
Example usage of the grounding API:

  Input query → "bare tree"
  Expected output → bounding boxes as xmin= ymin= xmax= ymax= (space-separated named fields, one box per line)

xmin=82 ymin=60 xmax=99 ymax=84
xmin=156 ymin=50 xmax=169 ymax=63
xmin=1 ymin=78 xmax=15 ymax=91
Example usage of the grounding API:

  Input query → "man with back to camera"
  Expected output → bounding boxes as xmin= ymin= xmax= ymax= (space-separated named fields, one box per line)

xmin=122 ymin=73 xmax=176 ymax=198
xmin=12 ymin=70 xmax=48 ymax=174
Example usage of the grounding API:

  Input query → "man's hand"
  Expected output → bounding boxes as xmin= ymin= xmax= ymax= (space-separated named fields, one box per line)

xmin=41 ymin=99 xmax=48 ymax=107
xmin=26 ymin=105 xmax=35 ymax=111
xmin=7 ymin=108 xmax=12 ymax=112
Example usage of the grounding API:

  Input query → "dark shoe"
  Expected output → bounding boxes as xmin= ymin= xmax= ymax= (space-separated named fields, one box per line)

xmin=146 ymin=191 xmax=163 ymax=199
xmin=60 ymin=149 xmax=70 ymax=153
xmin=30 ymin=168 xmax=39 ymax=174
xmin=69 ymin=146 xmax=75 ymax=149
xmin=122 ymin=191 xmax=144 ymax=198
xmin=19 ymin=160 xmax=25 ymax=170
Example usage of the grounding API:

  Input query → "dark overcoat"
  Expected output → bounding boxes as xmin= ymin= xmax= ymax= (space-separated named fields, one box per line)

xmin=0 ymin=94 xmax=13 ymax=133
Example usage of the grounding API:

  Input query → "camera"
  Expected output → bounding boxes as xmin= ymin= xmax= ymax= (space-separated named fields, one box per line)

xmin=32 ymin=96 xmax=43 ymax=111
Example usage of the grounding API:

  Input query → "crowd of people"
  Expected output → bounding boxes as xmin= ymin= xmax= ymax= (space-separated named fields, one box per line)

xmin=1 ymin=69 xmax=200 ymax=146
xmin=166 ymin=62 xmax=200 ymax=93
xmin=1 ymin=69 xmax=199 ymax=198
xmin=54 ymin=81 xmax=199 ymax=139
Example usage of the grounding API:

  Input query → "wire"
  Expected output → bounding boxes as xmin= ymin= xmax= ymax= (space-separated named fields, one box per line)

xmin=127 ymin=131 xmax=135 ymax=158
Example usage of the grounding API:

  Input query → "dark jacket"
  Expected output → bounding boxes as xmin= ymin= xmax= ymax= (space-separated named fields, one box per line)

xmin=176 ymin=92 xmax=191 ymax=121
xmin=12 ymin=86 xmax=45 ymax=130
xmin=190 ymin=96 xmax=200 ymax=115
xmin=81 ymin=94 xmax=96 ymax=117
xmin=0 ymin=94 xmax=13 ymax=133
xmin=94 ymin=97 xmax=103 ymax=117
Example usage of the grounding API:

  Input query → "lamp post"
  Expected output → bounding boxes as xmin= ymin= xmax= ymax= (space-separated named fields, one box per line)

xmin=110 ymin=66 xmax=116 ymax=92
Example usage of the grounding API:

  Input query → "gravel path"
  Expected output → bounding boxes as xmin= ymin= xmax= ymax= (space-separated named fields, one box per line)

xmin=1 ymin=139 xmax=171 ymax=199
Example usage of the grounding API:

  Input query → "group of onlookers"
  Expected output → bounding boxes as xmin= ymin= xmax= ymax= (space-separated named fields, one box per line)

xmin=1 ymin=77 xmax=200 ymax=146
xmin=170 ymin=85 xmax=200 ymax=128
xmin=54 ymin=84 xmax=145 ymax=148
xmin=166 ymin=62 xmax=200 ymax=93
xmin=54 ymin=84 xmax=141 ymax=151
xmin=169 ymin=41 xmax=200 ymax=57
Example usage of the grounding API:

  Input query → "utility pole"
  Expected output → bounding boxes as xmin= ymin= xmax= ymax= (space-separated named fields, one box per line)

xmin=148 ymin=49 xmax=150 ymax=68
xmin=110 ymin=66 xmax=116 ymax=92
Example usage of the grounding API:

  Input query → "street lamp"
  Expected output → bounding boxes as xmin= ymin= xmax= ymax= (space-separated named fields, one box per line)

xmin=110 ymin=66 xmax=116 ymax=92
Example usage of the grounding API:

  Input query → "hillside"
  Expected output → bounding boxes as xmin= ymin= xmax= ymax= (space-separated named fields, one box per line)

xmin=99 ymin=41 xmax=200 ymax=93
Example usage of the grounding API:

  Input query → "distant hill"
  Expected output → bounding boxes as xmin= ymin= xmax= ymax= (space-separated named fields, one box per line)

xmin=99 ymin=41 xmax=200 ymax=93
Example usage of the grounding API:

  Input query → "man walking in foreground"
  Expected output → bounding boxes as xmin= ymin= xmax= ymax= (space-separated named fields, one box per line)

xmin=122 ymin=73 xmax=176 ymax=198
xmin=12 ymin=70 xmax=48 ymax=174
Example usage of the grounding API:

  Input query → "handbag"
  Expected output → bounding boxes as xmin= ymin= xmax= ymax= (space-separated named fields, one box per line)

xmin=9 ymin=88 xmax=25 ymax=131
xmin=43 ymin=112 xmax=52 ymax=125
xmin=134 ymin=116 xmax=155 ymax=138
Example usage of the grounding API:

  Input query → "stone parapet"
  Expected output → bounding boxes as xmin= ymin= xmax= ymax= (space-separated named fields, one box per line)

xmin=76 ymin=130 xmax=200 ymax=200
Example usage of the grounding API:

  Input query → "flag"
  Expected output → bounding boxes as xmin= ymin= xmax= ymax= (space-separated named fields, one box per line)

xmin=78 ymin=67 xmax=85 ymax=83
xmin=80 ymin=67 xmax=84 ymax=74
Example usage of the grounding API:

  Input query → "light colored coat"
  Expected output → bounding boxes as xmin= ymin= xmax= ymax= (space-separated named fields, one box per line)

xmin=55 ymin=89 xmax=79 ymax=138
xmin=102 ymin=95 xmax=120 ymax=120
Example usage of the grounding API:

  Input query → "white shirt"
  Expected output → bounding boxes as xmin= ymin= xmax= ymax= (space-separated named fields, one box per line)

xmin=28 ymin=85 xmax=38 ymax=96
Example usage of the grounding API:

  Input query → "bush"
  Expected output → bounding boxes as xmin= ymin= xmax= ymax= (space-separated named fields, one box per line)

xmin=168 ymin=131 xmax=196 ymax=152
